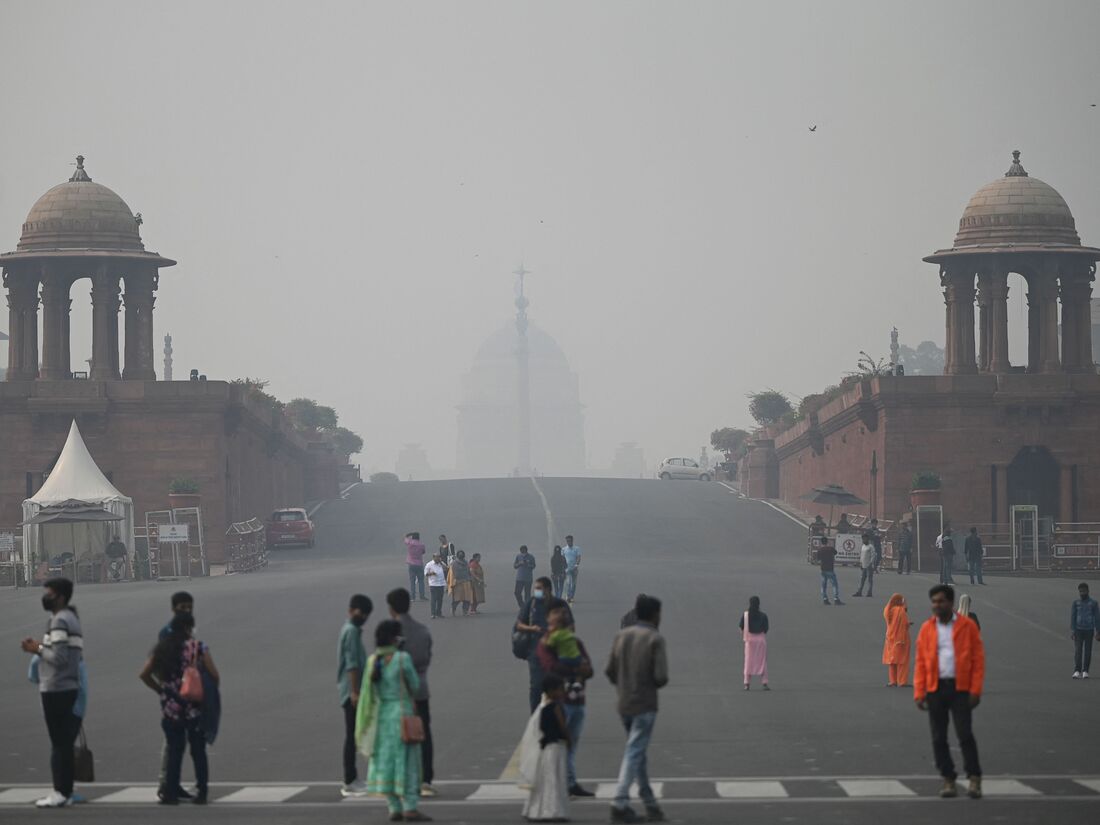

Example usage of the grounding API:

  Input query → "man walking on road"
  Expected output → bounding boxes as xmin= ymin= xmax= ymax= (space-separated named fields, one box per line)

xmin=337 ymin=594 xmax=372 ymax=798
xmin=563 ymin=535 xmax=582 ymax=604
xmin=914 ymin=584 xmax=984 ymax=800
xmin=424 ymin=554 xmax=447 ymax=619
xmin=1071 ymin=582 xmax=1100 ymax=679
xmin=20 ymin=578 xmax=83 ymax=809
xmin=388 ymin=588 xmax=437 ymax=797
xmin=405 ymin=532 xmax=427 ymax=601
xmin=605 ymin=595 xmax=668 ymax=824
xmin=897 ymin=523 xmax=913 ymax=575
xmin=818 ymin=541 xmax=843 ymax=605
xmin=514 ymin=545 xmax=537 ymax=608
xmin=852 ymin=533 xmax=876 ymax=598
xmin=965 ymin=528 xmax=985 ymax=586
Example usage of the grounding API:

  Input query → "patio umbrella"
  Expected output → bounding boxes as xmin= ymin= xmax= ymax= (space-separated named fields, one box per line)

xmin=800 ymin=484 xmax=867 ymax=530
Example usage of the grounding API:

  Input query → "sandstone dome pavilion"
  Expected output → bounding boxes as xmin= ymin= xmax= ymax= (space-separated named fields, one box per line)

xmin=742 ymin=151 xmax=1100 ymax=562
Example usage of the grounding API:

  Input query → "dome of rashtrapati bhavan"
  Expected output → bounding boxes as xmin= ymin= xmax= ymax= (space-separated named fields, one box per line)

xmin=456 ymin=321 xmax=586 ymax=477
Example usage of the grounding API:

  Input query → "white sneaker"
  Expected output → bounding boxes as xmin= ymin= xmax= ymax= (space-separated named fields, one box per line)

xmin=1073 ymin=671 xmax=1082 ymax=679
xmin=35 ymin=791 xmax=72 ymax=808
xmin=340 ymin=780 xmax=369 ymax=798
xmin=421 ymin=783 xmax=438 ymax=797
xmin=1084 ymin=672 xmax=1091 ymax=679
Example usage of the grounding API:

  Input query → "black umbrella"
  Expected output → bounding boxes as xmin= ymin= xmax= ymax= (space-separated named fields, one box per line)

xmin=800 ymin=485 xmax=867 ymax=531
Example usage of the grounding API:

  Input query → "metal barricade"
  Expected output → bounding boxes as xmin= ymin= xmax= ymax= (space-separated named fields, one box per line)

xmin=225 ymin=518 xmax=268 ymax=574
xmin=1052 ymin=523 xmax=1100 ymax=572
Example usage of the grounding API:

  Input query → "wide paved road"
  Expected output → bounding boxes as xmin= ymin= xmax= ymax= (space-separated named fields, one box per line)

xmin=1 ymin=477 xmax=1097 ymax=824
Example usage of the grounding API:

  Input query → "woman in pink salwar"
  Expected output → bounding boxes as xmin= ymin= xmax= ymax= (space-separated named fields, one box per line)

xmin=739 ymin=596 xmax=770 ymax=690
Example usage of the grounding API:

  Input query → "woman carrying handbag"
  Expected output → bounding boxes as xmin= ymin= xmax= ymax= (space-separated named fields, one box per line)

xmin=355 ymin=620 xmax=431 ymax=822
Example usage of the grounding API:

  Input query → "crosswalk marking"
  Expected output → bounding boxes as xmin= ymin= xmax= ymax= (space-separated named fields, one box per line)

xmin=836 ymin=779 xmax=916 ymax=797
xmin=595 ymin=782 xmax=664 ymax=800
xmin=466 ymin=784 xmax=529 ymax=801
xmin=93 ymin=787 xmax=160 ymax=803
xmin=217 ymin=786 xmax=308 ymax=803
xmin=1075 ymin=779 xmax=1100 ymax=793
xmin=0 ymin=788 xmax=48 ymax=804
xmin=982 ymin=779 xmax=1040 ymax=796
xmin=715 ymin=780 xmax=788 ymax=798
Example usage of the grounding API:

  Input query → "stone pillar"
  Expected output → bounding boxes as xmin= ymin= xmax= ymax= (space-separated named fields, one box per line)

xmin=1060 ymin=263 xmax=1095 ymax=373
xmin=976 ymin=270 xmax=992 ymax=372
xmin=1059 ymin=464 xmax=1073 ymax=524
xmin=3 ymin=268 xmax=40 ymax=380
xmin=942 ymin=265 xmax=977 ymax=374
xmin=39 ymin=268 xmax=73 ymax=380
xmin=1026 ymin=280 xmax=1040 ymax=372
xmin=122 ymin=270 xmax=157 ymax=380
xmin=90 ymin=267 xmax=122 ymax=380
xmin=994 ymin=464 xmax=1008 ymax=526
xmin=988 ymin=267 xmax=1011 ymax=373
xmin=1037 ymin=270 xmax=1062 ymax=374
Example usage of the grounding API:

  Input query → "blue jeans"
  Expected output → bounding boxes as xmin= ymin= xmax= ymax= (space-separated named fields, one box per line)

xmin=563 ymin=703 xmax=586 ymax=788
xmin=566 ymin=569 xmax=579 ymax=600
xmin=552 ymin=574 xmax=565 ymax=598
xmin=408 ymin=564 xmax=426 ymax=599
xmin=161 ymin=717 xmax=207 ymax=799
xmin=820 ymin=571 xmax=839 ymax=601
xmin=968 ymin=558 xmax=984 ymax=585
xmin=613 ymin=711 xmax=658 ymax=810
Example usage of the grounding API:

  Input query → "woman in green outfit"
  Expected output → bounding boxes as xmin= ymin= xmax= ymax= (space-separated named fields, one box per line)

xmin=355 ymin=620 xmax=430 ymax=822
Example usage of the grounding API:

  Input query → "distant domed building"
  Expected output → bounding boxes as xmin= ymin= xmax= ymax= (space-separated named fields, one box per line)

xmin=456 ymin=320 xmax=585 ymax=477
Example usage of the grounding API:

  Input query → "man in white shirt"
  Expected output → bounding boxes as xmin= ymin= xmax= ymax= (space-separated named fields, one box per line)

xmin=851 ymin=533 xmax=876 ymax=598
xmin=563 ymin=535 xmax=582 ymax=604
xmin=424 ymin=554 xmax=447 ymax=619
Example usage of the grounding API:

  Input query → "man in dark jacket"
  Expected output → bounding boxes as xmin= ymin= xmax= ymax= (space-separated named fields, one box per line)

xmin=964 ymin=528 xmax=985 ymax=586
xmin=1071 ymin=583 xmax=1100 ymax=679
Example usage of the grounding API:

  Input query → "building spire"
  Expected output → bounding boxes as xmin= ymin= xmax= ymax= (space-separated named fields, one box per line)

xmin=1005 ymin=149 xmax=1028 ymax=178
xmin=69 ymin=155 xmax=92 ymax=182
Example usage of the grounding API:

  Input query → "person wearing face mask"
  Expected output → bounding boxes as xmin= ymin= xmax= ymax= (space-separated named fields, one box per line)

xmin=337 ymin=594 xmax=373 ymax=797
xmin=21 ymin=578 xmax=84 ymax=809
xmin=516 ymin=577 xmax=573 ymax=711
xmin=156 ymin=591 xmax=196 ymax=800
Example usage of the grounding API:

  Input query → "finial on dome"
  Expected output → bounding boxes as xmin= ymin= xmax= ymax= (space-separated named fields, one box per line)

xmin=69 ymin=155 xmax=92 ymax=182
xmin=1005 ymin=149 xmax=1028 ymax=178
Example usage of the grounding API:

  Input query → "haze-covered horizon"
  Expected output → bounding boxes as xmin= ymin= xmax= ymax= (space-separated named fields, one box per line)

xmin=2 ymin=0 xmax=1099 ymax=474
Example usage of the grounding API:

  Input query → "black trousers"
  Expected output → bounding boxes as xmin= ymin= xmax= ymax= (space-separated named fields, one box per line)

xmin=342 ymin=699 xmax=357 ymax=785
xmin=161 ymin=717 xmax=208 ymax=800
xmin=1074 ymin=631 xmax=1095 ymax=673
xmin=42 ymin=690 xmax=79 ymax=797
xmin=897 ymin=550 xmax=912 ymax=574
xmin=514 ymin=580 xmax=532 ymax=609
xmin=416 ymin=698 xmax=433 ymax=785
xmin=926 ymin=679 xmax=981 ymax=780
xmin=430 ymin=586 xmax=445 ymax=618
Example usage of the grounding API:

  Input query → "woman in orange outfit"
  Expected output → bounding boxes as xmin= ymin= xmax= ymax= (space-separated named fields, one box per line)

xmin=883 ymin=594 xmax=912 ymax=686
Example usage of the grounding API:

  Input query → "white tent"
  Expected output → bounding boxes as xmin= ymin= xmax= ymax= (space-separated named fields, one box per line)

xmin=22 ymin=420 xmax=134 ymax=583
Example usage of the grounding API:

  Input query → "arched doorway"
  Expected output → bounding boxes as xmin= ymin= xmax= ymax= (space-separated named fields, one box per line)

xmin=1007 ymin=446 xmax=1059 ymax=519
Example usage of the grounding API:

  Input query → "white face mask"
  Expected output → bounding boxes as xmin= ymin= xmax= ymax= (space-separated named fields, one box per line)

xmin=533 ymin=589 xmax=544 ymax=599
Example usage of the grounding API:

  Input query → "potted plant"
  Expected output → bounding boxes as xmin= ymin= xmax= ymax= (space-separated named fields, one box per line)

xmin=910 ymin=471 xmax=942 ymax=508
xmin=168 ymin=477 xmax=201 ymax=510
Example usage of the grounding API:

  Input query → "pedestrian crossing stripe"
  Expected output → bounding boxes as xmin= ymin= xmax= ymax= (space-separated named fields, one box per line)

xmin=1 ymin=777 xmax=1098 ymax=805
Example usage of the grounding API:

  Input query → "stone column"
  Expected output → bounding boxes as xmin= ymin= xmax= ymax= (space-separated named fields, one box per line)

xmin=1026 ymin=279 xmax=1040 ymax=372
xmin=1037 ymin=269 xmax=1062 ymax=374
xmin=988 ymin=267 xmax=1011 ymax=373
xmin=976 ymin=269 xmax=993 ymax=372
xmin=3 ymin=268 xmax=40 ymax=380
xmin=122 ymin=270 xmax=157 ymax=380
xmin=39 ymin=267 xmax=73 ymax=380
xmin=90 ymin=267 xmax=122 ymax=380
xmin=942 ymin=265 xmax=977 ymax=374
xmin=1060 ymin=263 xmax=1095 ymax=373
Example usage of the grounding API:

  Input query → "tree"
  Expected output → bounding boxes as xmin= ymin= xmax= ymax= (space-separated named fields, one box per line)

xmin=332 ymin=427 xmax=364 ymax=459
xmin=847 ymin=351 xmax=893 ymax=379
xmin=286 ymin=398 xmax=339 ymax=431
xmin=897 ymin=340 xmax=945 ymax=375
xmin=747 ymin=390 xmax=793 ymax=427
xmin=710 ymin=427 xmax=750 ymax=458
xmin=370 ymin=471 xmax=400 ymax=484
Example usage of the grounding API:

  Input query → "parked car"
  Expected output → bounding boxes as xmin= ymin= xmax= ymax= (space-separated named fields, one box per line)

xmin=266 ymin=508 xmax=315 ymax=548
xmin=657 ymin=457 xmax=712 ymax=481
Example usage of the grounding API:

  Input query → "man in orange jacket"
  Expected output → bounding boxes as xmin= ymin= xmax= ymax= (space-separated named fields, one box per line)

xmin=913 ymin=584 xmax=984 ymax=799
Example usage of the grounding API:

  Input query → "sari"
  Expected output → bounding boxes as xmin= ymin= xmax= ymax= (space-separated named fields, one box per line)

xmin=354 ymin=647 xmax=422 ymax=814
xmin=882 ymin=594 xmax=911 ymax=686
xmin=469 ymin=559 xmax=486 ymax=611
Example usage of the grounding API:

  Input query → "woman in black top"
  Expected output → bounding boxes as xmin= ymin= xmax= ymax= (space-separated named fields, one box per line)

xmin=739 ymin=596 xmax=770 ymax=690
xmin=550 ymin=546 xmax=567 ymax=599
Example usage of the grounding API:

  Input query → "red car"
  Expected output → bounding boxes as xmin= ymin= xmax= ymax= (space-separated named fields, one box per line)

xmin=266 ymin=508 xmax=315 ymax=549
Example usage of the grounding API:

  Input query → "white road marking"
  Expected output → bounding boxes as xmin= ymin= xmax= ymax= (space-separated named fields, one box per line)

xmin=0 ymin=788 xmax=49 ymax=803
xmin=716 ymin=780 xmax=788 ymax=798
xmin=1074 ymin=779 xmax=1100 ymax=793
xmin=837 ymin=779 xmax=915 ymax=797
xmin=93 ymin=787 xmax=161 ymax=803
xmin=467 ymin=784 xmax=529 ymax=801
xmin=529 ymin=476 xmax=558 ymax=555
xmin=982 ymin=779 xmax=1041 ymax=796
xmin=217 ymin=785 xmax=309 ymax=803
xmin=596 ymin=782 xmax=664 ymax=799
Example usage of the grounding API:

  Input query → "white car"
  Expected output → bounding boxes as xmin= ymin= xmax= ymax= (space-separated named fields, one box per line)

xmin=657 ymin=457 xmax=711 ymax=481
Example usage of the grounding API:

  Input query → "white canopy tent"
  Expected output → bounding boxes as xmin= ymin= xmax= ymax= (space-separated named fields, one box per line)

xmin=22 ymin=421 xmax=134 ymax=583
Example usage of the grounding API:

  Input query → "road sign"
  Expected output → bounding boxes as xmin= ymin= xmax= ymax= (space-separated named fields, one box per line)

xmin=160 ymin=524 xmax=190 ymax=543
xmin=0 ymin=532 xmax=13 ymax=554
xmin=835 ymin=533 xmax=861 ymax=565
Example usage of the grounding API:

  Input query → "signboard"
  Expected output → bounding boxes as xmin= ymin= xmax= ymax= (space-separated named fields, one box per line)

xmin=0 ymin=532 xmax=14 ymax=555
xmin=159 ymin=524 xmax=190 ymax=543
xmin=835 ymin=533 xmax=862 ymax=565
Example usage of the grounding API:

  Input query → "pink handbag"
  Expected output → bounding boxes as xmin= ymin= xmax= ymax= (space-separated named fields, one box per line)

xmin=179 ymin=643 xmax=204 ymax=703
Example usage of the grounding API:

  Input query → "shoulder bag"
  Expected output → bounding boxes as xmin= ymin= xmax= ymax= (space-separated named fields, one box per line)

xmin=74 ymin=725 xmax=95 ymax=783
xmin=398 ymin=653 xmax=425 ymax=744
xmin=179 ymin=641 xmax=204 ymax=703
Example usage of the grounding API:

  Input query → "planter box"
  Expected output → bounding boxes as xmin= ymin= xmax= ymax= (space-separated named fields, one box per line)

xmin=909 ymin=488 xmax=941 ymax=509
xmin=168 ymin=493 xmax=201 ymax=510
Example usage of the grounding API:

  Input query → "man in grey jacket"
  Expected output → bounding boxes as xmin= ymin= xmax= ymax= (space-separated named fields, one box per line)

xmin=388 ymin=588 xmax=437 ymax=796
xmin=605 ymin=594 xmax=668 ymax=823
xmin=21 ymin=578 xmax=83 ymax=808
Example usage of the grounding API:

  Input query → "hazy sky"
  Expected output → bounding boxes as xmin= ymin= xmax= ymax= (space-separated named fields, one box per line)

xmin=2 ymin=1 xmax=1099 ymax=473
